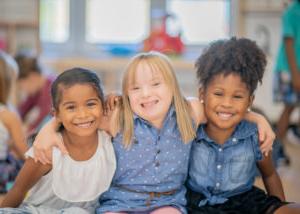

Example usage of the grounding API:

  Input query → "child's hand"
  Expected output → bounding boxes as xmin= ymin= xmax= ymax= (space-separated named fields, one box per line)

xmin=33 ymin=118 xmax=68 ymax=164
xmin=104 ymin=93 xmax=122 ymax=115
xmin=257 ymin=119 xmax=275 ymax=157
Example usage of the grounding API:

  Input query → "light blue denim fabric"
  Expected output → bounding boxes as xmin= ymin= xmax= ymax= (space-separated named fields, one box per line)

xmin=97 ymin=106 xmax=192 ymax=213
xmin=187 ymin=120 xmax=263 ymax=207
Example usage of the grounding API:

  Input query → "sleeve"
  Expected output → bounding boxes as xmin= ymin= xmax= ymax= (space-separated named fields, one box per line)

xmin=282 ymin=9 xmax=294 ymax=38
xmin=251 ymin=131 xmax=263 ymax=162
xmin=24 ymin=147 xmax=34 ymax=159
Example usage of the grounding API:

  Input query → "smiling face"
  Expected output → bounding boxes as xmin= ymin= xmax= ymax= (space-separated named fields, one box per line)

xmin=127 ymin=61 xmax=173 ymax=129
xmin=54 ymin=83 xmax=102 ymax=138
xmin=200 ymin=73 xmax=253 ymax=136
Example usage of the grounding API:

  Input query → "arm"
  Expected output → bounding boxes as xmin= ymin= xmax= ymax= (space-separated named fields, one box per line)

xmin=285 ymin=37 xmax=300 ymax=92
xmin=186 ymin=97 xmax=207 ymax=126
xmin=100 ymin=93 xmax=122 ymax=137
xmin=2 ymin=109 xmax=28 ymax=160
xmin=257 ymin=153 xmax=285 ymax=201
xmin=32 ymin=117 xmax=66 ymax=164
xmin=0 ymin=158 xmax=51 ymax=207
xmin=244 ymin=111 xmax=275 ymax=156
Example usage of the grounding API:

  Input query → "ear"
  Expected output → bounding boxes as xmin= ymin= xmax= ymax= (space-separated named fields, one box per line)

xmin=248 ymin=95 xmax=255 ymax=109
xmin=198 ymin=87 xmax=205 ymax=102
xmin=52 ymin=108 xmax=62 ymax=124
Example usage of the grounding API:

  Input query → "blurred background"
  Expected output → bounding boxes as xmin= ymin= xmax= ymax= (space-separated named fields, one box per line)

xmin=0 ymin=0 xmax=299 ymax=202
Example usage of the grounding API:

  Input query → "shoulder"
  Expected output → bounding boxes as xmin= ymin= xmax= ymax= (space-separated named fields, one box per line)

xmin=236 ymin=120 xmax=258 ymax=138
xmin=186 ymin=97 xmax=206 ymax=126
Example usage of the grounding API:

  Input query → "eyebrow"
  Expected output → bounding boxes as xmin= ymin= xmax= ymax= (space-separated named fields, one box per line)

xmin=61 ymin=98 xmax=100 ymax=106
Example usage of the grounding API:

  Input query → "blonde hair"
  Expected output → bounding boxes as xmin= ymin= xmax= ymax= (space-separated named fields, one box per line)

xmin=0 ymin=51 xmax=19 ymax=104
xmin=121 ymin=51 xmax=195 ymax=148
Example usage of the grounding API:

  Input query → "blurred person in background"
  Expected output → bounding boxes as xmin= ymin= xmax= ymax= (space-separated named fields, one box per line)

xmin=15 ymin=52 xmax=55 ymax=136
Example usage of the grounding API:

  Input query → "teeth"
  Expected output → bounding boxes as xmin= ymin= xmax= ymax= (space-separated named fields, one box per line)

xmin=75 ymin=122 xmax=93 ymax=128
xmin=217 ymin=112 xmax=232 ymax=120
xmin=142 ymin=101 xmax=157 ymax=108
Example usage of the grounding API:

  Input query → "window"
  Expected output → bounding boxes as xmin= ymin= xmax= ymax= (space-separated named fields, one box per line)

xmin=40 ymin=0 xmax=232 ymax=55
xmin=167 ymin=0 xmax=230 ymax=45
xmin=40 ymin=0 xmax=69 ymax=43
xmin=86 ymin=0 xmax=149 ymax=44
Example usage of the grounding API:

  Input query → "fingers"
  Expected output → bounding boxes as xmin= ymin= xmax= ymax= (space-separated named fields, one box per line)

xmin=57 ymin=136 xmax=68 ymax=155
xmin=33 ymin=146 xmax=51 ymax=165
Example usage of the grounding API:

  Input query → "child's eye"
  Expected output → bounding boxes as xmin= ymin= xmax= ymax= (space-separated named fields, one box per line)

xmin=214 ymin=92 xmax=223 ymax=96
xmin=87 ymin=102 xmax=97 ymax=107
xmin=130 ymin=86 xmax=140 ymax=91
xmin=233 ymin=95 xmax=243 ymax=99
xmin=66 ymin=105 xmax=75 ymax=111
xmin=152 ymin=82 xmax=160 ymax=86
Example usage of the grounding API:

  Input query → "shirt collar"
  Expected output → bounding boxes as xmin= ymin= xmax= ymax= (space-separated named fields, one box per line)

xmin=196 ymin=120 xmax=257 ymax=143
xmin=133 ymin=104 xmax=176 ymax=126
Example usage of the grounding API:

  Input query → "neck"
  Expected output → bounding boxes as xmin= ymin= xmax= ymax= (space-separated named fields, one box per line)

xmin=205 ymin=123 xmax=236 ymax=145
xmin=62 ymin=131 xmax=98 ymax=154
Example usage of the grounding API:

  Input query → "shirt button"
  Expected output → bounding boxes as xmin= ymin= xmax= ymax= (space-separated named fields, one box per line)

xmin=155 ymin=162 xmax=160 ymax=167
xmin=217 ymin=165 xmax=222 ymax=169
xmin=216 ymin=182 xmax=220 ymax=187
xmin=218 ymin=148 xmax=223 ymax=152
xmin=232 ymin=138 xmax=237 ymax=142
xmin=157 ymin=149 xmax=161 ymax=154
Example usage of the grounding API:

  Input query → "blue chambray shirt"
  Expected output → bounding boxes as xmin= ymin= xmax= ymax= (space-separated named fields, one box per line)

xmin=97 ymin=105 xmax=192 ymax=213
xmin=187 ymin=120 xmax=263 ymax=207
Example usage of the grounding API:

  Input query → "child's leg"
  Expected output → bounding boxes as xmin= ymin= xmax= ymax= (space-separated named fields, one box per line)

xmin=276 ymin=105 xmax=294 ymax=141
xmin=150 ymin=206 xmax=181 ymax=214
xmin=274 ymin=203 xmax=300 ymax=214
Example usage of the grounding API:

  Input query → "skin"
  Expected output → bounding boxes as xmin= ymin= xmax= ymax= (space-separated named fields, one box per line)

xmin=0 ymin=83 xmax=102 ymax=208
xmin=200 ymin=73 xmax=300 ymax=213
xmin=127 ymin=61 xmax=173 ymax=129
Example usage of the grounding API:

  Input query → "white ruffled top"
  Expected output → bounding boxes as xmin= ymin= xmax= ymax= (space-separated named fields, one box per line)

xmin=23 ymin=130 xmax=116 ymax=212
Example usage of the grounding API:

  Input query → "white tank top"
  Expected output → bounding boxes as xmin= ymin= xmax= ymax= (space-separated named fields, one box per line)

xmin=23 ymin=130 xmax=116 ymax=212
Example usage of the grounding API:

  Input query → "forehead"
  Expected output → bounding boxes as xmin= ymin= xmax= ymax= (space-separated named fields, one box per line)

xmin=209 ymin=73 xmax=248 ymax=91
xmin=59 ymin=83 xmax=99 ymax=102
xmin=128 ymin=61 xmax=164 ymax=84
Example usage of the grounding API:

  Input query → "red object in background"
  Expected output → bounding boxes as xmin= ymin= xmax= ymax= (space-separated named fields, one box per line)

xmin=0 ymin=37 xmax=7 ymax=51
xmin=143 ymin=14 xmax=184 ymax=55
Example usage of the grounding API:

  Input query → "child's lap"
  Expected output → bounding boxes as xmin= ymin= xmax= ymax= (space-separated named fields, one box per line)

xmin=103 ymin=206 xmax=182 ymax=214
xmin=273 ymin=71 xmax=300 ymax=105
xmin=186 ymin=186 xmax=287 ymax=214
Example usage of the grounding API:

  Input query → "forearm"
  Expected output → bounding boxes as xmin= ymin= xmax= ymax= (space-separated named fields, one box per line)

xmin=0 ymin=187 xmax=26 ymax=208
xmin=262 ymin=172 xmax=285 ymax=201
xmin=285 ymin=38 xmax=298 ymax=79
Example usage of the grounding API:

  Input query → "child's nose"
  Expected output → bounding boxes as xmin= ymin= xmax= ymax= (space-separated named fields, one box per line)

xmin=141 ymin=86 xmax=150 ymax=97
xmin=222 ymin=97 xmax=233 ymax=107
xmin=77 ymin=107 xmax=88 ymax=117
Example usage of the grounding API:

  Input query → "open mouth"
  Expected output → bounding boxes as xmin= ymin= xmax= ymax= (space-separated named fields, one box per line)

xmin=217 ymin=112 xmax=233 ymax=120
xmin=141 ymin=100 xmax=158 ymax=108
xmin=74 ymin=121 xmax=94 ymax=128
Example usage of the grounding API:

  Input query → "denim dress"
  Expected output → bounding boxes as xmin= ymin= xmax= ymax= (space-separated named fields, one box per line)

xmin=97 ymin=106 xmax=192 ymax=213
xmin=187 ymin=120 xmax=262 ymax=207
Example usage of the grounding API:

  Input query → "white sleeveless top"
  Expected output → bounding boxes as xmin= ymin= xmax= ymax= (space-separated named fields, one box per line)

xmin=0 ymin=104 xmax=9 ymax=160
xmin=23 ymin=130 xmax=116 ymax=213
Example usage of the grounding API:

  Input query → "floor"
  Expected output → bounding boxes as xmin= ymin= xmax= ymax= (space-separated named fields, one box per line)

xmin=0 ymin=138 xmax=300 ymax=205
xmin=255 ymin=137 xmax=300 ymax=202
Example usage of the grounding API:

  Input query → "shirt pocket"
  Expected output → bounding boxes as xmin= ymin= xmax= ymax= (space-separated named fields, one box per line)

xmin=229 ymin=154 xmax=254 ymax=184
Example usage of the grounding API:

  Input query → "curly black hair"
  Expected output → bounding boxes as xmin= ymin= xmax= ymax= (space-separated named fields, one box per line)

xmin=195 ymin=37 xmax=267 ymax=95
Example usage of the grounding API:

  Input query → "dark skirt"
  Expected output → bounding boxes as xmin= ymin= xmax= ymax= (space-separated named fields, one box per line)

xmin=186 ymin=186 xmax=288 ymax=214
